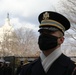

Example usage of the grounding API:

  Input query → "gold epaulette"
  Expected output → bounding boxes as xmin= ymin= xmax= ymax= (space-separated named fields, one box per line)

xmin=23 ymin=62 xmax=30 ymax=66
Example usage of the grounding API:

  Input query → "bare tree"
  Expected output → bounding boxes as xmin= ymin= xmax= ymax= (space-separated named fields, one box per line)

xmin=0 ymin=27 xmax=40 ymax=57
xmin=15 ymin=27 xmax=40 ymax=57
xmin=59 ymin=0 xmax=76 ymax=31
xmin=0 ymin=30 xmax=20 ymax=56
xmin=57 ymin=0 xmax=76 ymax=55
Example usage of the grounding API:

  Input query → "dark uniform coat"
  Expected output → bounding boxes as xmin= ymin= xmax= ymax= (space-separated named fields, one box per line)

xmin=20 ymin=54 xmax=76 ymax=75
xmin=16 ymin=65 xmax=23 ymax=75
xmin=0 ymin=66 xmax=4 ymax=75
xmin=3 ymin=66 xmax=12 ymax=75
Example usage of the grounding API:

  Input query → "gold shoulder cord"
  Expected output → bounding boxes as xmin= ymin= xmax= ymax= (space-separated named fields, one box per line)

xmin=71 ymin=67 xmax=76 ymax=75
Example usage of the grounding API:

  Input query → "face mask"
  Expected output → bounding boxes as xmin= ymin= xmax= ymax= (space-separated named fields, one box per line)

xmin=38 ymin=34 xmax=59 ymax=51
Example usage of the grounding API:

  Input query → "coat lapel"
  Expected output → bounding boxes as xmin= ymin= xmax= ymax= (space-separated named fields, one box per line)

xmin=30 ymin=54 xmax=71 ymax=75
xmin=47 ymin=54 xmax=71 ymax=75
xmin=31 ymin=58 xmax=46 ymax=75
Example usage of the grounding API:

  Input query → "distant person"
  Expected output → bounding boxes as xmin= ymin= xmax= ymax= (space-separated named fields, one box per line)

xmin=0 ymin=59 xmax=5 ymax=75
xmin=4 ymin=61 xmax=12 ymax=75
xmin=20 ymin=11 xmax=76 ymax=75
xmin=16 ymin=61 xmax=24 ymax=75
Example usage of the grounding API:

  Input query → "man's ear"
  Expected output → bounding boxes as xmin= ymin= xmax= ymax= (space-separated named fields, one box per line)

xmin=58 ymin=37 xmax=64 ymax=45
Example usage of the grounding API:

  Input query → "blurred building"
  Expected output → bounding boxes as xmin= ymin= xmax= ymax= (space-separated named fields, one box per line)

xmin=0 ymin=13 xmax=15 ymax=57
xmin=0 ymin=13 xmax=40 ymax=57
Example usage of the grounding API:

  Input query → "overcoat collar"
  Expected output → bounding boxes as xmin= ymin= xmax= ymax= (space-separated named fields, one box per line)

xmin=31 ymin=54 xmax=71 ymax=75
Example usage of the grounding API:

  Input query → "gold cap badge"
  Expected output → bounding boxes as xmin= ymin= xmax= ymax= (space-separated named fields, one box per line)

xmin=43 ymin=12 xmax=49 ymax=20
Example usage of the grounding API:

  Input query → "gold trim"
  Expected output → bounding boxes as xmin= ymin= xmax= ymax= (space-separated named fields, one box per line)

xmin=40 ymin=24 xmax=64 ymax=32
xmin=41 ymin=19 xmax=65 ymax=31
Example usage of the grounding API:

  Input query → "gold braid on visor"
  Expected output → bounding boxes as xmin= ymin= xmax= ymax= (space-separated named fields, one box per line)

xmin=39 ymin=20 xmax=65 ymax=32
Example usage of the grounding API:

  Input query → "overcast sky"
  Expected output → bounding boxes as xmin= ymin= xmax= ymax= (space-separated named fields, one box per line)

xmin=0 ymin=0 xmax=60 ymax=30
xmin=0 ymin=0 xmax=76 ymax=55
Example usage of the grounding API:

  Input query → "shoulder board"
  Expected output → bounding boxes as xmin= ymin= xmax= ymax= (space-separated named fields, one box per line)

xmin=23 ymin=58 xmax=39 ymax=67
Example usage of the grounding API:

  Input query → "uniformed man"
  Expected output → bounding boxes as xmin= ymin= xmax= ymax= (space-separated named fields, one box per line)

xmin=0 ymin=59 xmax=5 ymax=75
xmin=4 ymin=61 xmax=12 ymax=75
xmin=20 ymin=11 xmax=76 ymax=75
xmin=16 ymin=61 xmax=24 ymax=75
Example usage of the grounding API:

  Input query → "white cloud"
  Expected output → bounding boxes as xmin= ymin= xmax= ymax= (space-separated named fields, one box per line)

xmin=0 ymin=0 xmax=60 ymax=30
xmin=23 ymin=23 xmax=39 ymax=30
xmin=11 ymin=17 xmax=39 ymax=31
xmin=10 ymin=18 xmax=22 ymax=29
xmin=0 ymin=0 xmax=54 ymax=17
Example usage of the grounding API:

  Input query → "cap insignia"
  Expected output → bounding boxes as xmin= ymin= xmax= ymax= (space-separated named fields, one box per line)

xmin=43 ymin=12 xmax=49 ymax=20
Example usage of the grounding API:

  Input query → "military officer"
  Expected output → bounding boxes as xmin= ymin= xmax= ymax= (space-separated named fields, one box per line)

xmin=20 ymin=11 xmax=76 ymax=75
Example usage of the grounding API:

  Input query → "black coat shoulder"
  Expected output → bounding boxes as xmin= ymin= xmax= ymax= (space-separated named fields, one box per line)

xmin=58 ymin=54 xmax=76 ymax=75
xmin=20 ymin=58 xmax=39 ymax=75
xmin=20 ymin=54 xmax=76 ymax=75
